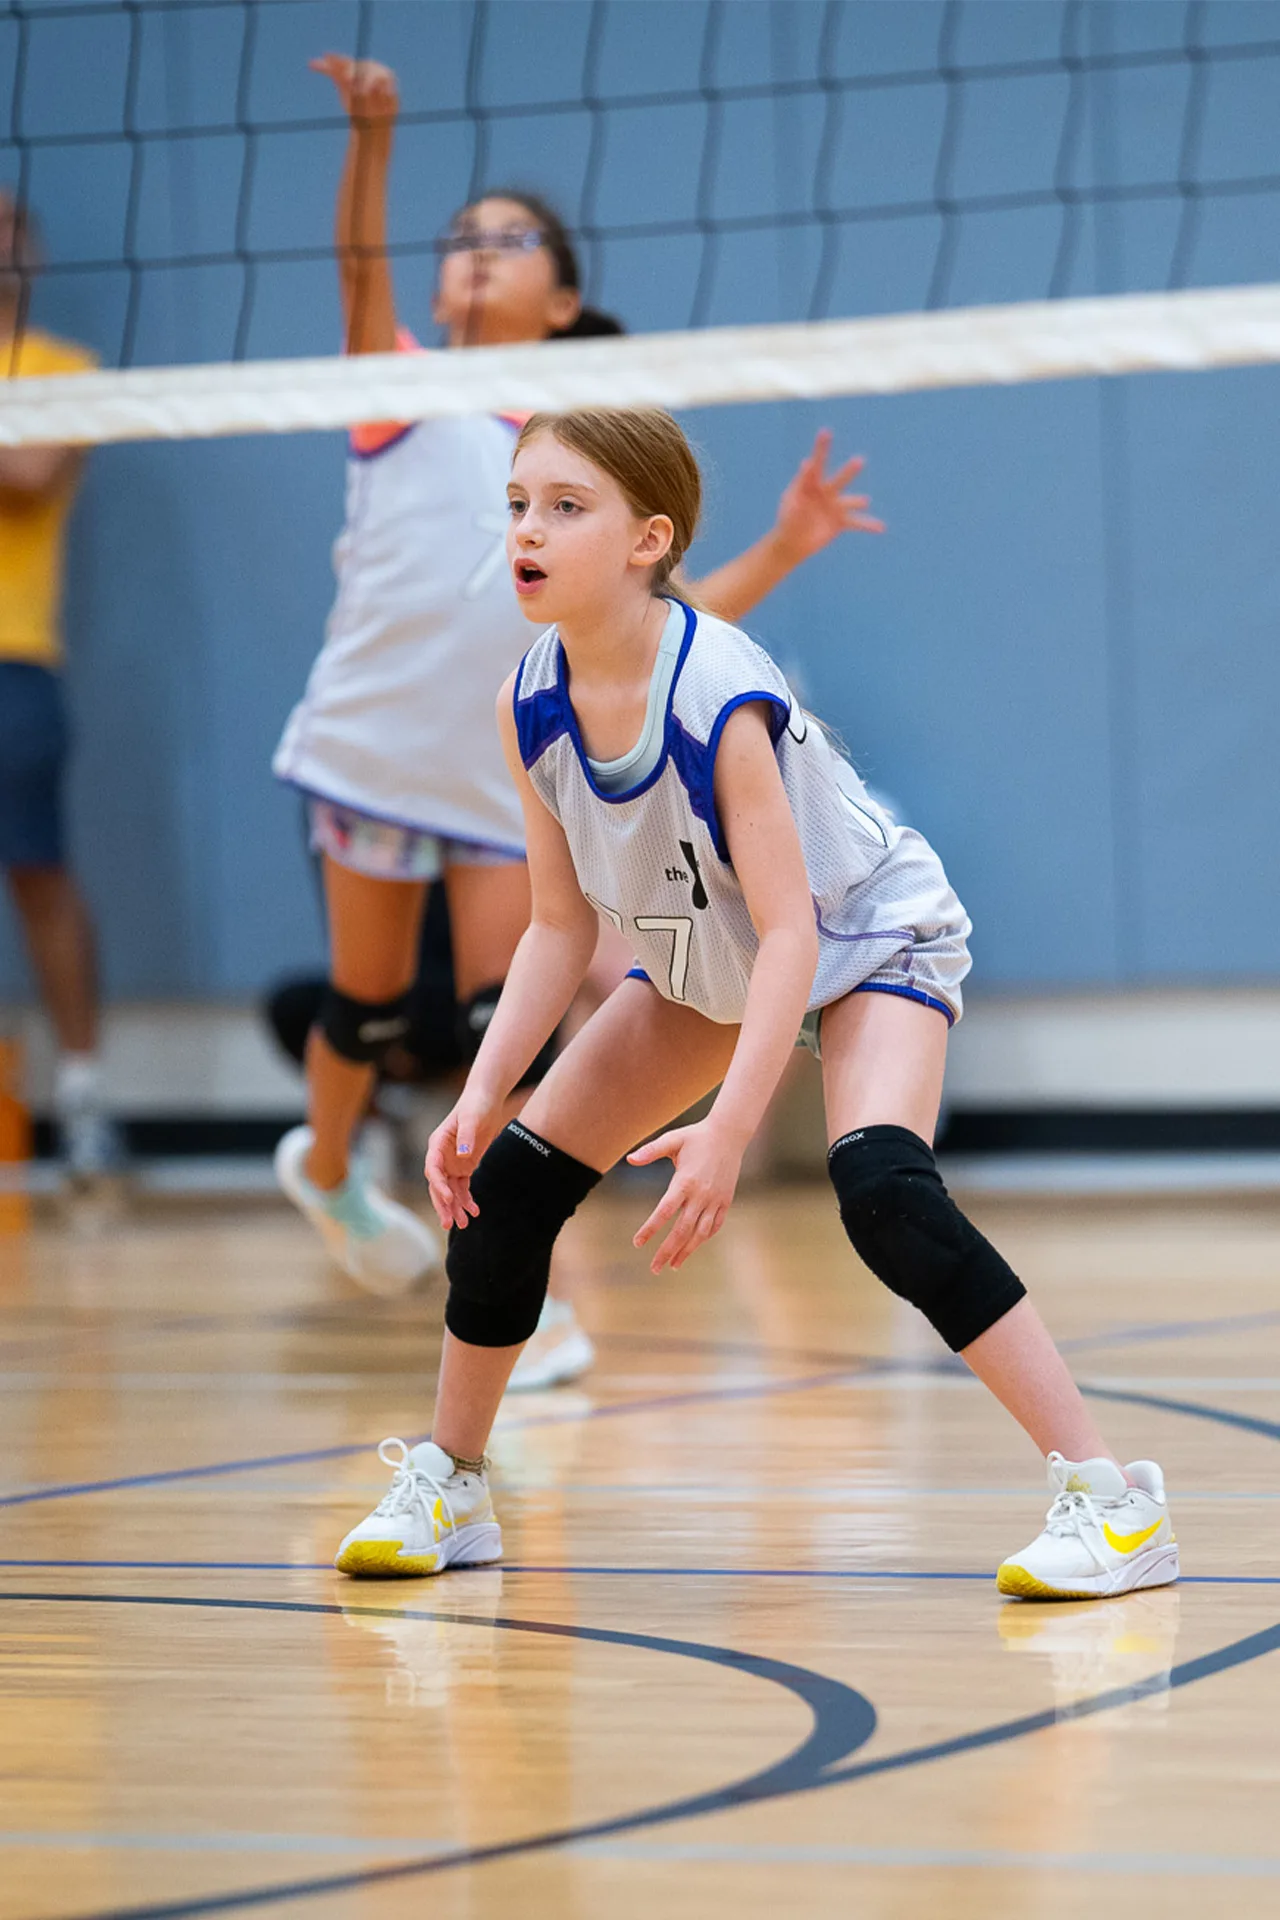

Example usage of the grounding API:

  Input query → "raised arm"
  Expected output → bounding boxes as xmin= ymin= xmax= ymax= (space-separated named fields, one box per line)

xmin=629 ymin=702 xmax=818 ymax=1270
xmin=425 ymin=677 xmax=600 ymax=1230
xmin=0 ymin=446 xmax=80 ymax=497
xmin=691 ymin=429 xmax=885 ymax=625
xmin=311 ymin=53 xmax=400 ymax=355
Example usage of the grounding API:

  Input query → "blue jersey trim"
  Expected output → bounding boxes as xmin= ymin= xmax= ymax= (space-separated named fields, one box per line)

xmin=853 ymin=980 xmax=957 ymax=1027
xmin=551 ymin=599 xmax=698 ymax=805
xmin=513 ymin=649 xmax=572 ymax=769
xmin=686 ymin=690 xmax=790 ymax=861
xmin=813 ymin=908 xmax=913 ymax=945
xmin=625 ymin=966 xmax=653 ymax=985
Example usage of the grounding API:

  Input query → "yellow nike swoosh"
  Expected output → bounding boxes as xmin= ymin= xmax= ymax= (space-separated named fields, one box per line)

xmin=1103 ymin=1516 xmax=1164 ymax=1555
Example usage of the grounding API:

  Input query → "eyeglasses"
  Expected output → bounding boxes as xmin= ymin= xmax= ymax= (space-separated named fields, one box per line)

xmin=436 ymin=227 xmax=545 ymax=257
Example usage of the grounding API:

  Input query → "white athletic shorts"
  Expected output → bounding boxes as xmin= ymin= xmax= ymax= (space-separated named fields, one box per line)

xmin=628 ymin=920 xmax=969 ymax=1060
xmin=308 ymin=799 xmax=523 ymax=883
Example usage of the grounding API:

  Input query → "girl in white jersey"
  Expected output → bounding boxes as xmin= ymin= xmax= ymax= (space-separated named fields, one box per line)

xmin=272 ymin=55 xmax=885 ymax=1308
xmin=334 ymin=408 xmax=1180 ymax=1605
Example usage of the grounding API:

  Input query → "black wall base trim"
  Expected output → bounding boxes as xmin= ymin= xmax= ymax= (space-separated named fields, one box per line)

xmin=26 ymin=1108 xmax=1280 ymax=1162
xmin=939 ymin=1109 xmax=1280 ymax=1155
xmin=32 ymin=1115 xmax=301 ymax=1161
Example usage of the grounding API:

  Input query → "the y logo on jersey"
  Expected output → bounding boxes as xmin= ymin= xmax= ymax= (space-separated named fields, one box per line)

xmin=664 ymin=839 xmax=708 ymax=910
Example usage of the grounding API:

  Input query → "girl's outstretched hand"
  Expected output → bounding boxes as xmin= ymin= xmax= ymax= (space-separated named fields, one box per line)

xmin=628 ymin=1119 xmax=746 ymax=1273
xmin=425 ymin=1096 xmax=503 ymax=1232
xmin=773 ymin=428 xmax=885 ymax=562
xmin=311 ymin=53 xmax=400 ymax=129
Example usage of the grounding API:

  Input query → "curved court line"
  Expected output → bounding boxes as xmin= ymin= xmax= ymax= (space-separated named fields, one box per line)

xmin=3 ymin=1369 xmax=1271 ymax=1517
xmin=0 ymin=1590 xmax=876 ymax=1920
xmin=1082 ymin=1383 xmax=1280 ymax=1443
xmin=10 ymin=1329 xmax=1280 ymax=1916
xmin=12 ymin=1592 xmax=1280 ymax=1920
xmin=6 ymin=1298 xmax=1278 ymax=1516
xmin=0 ymin=1366 xmax=874 ymax=1513
xmin=596 ymin=1303 xmax=1280 ymax=1370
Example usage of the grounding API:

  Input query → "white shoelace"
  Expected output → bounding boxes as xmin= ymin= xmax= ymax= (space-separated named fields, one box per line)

xmin=1044 ymin=1486 xmax=1105 ymax=1537
xmin=373 ymin=1437 xmax=458 ymax=1536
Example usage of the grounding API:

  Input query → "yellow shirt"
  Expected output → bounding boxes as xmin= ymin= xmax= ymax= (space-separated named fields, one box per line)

xmin=0 ymin=327 xmax=97 ymax=668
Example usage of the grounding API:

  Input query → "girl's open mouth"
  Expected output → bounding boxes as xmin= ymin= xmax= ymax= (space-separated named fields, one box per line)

xmin=514 ymin=560 xmax=547 ymax=594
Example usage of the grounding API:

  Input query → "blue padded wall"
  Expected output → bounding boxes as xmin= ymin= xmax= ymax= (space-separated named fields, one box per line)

xmin=1 ymin=0 xmax=1277 ymax=998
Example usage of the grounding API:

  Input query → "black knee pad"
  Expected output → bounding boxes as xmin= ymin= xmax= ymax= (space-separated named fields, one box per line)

xmin=457 ymin=983 xmax=558 ymax=1087
xmin=318 ymin=984 xmax=412 ymax=1066
xmin=828 ymin=1124 xmax=1026 ymax=1352
xmin=445 ymin=1121 xmax=601 ymax=1348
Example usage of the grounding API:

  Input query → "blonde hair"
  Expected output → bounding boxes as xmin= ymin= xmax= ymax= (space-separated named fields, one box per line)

xmin=514 ymin=407 xmax=702 ymax=595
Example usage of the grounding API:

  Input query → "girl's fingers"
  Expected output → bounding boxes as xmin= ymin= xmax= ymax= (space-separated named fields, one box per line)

xmin=830 ymin=453 xmax=866 ymax=487
xmin=633 ymin=1187 xmax=683 ymax=1248
xmin=634 ymin=1171 xmax=700 ymax=1249
xmin=627 ymin=1130 xmax=680 ymax=1168
xmin=839 ymin=493 xmax=872 ymax=511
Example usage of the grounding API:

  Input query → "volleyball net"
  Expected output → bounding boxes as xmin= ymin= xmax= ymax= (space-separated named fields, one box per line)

xmin=0 ymin=0 xmax=1279 ymax=443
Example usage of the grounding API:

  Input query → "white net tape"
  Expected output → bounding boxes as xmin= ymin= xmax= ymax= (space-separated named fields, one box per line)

xmin=1 ymin=283 xmax=1278 ymax=449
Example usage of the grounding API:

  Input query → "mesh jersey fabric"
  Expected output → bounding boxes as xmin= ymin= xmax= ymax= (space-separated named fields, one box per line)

xmin=0 ymin=328 xmax=97 ymax=668
xmin=272 ymin=403 xmax=529 ymax=852
xmin=516 ymin=602 xmax=971 ymax=1027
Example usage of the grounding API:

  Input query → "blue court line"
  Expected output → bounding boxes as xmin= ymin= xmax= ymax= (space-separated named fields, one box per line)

xmin=12 ymin=1322 xmax=1280 ymax=1916
xmin=2 ymin=1558 xmax=1279 ymax=1587
xmin=0 ymin=1366 xmax=872 ymax=1512
xmin=13 ymin=1592 xmax=1280 ymax=1920
xmin=0 ymin=1589 xmax=876 ymax=1920
xmin=5 ymin=1347 xmax=1280 ymax=1519
xmin=1082 ymin=1384 xmax=1280 ymax=1443
xmin=596 ymin=1303 xmax=1280 ymax=1372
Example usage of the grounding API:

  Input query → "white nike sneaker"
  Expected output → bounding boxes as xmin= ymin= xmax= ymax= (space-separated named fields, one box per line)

xmin=505 ymin=1296 xmax=596 ymax=1392
xmin=274 ymin=1124 xmax=441 ymax=1296
xmin=997 ymin=1453 xmax=1178 ymax=1601
xmin=335 ymin=1438 xmax=502 ymax=1578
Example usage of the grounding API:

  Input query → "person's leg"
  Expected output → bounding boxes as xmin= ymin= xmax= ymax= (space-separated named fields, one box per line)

xmin=430 ymin=980 xmax=739 ymax=1460
xmin=305 ymin=856 xmax=427 ymax=1191
xmin=820 ymin=988 xmax=1114 ymax=1464
xmin=0 ymin=664 xmax=115 ymax=1175
xmin=444 ymin=855 xmax=600 ymax=1387
xmin=6 ymin=866 xmax=99 ymax=1055
xmin=441 ymin=858 xmax=530 ymax=1004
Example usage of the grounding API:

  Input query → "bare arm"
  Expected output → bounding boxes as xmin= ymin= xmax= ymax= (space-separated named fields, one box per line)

xmin=691 ymin=429 xmax=884 ymax=625
xmin=425 ymin=677 xmax=600 ymax=1229
xmin=311 ymin=54 xmax=399 ymax=355
xmin=0 ymin=446 xmax=80 ymax=497
xmin=629 ymin=703 xmax=818 ymax=1268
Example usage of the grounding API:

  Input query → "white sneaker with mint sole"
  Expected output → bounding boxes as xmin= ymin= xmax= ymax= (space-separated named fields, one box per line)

xmin=335 ymin=1439 xmax=502 ymax=1578
xmin=505 ymin=1297 xmax=596 ymax=1392
xmin=997 ymin=1452 xmax=1178 ymax=1600
xmin=274 ymin=1124 xmax=441 ymax=1296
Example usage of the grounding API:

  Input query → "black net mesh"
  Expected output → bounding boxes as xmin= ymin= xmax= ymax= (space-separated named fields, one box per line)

xmin=0 ymin=0 xmax=1277 ymax=369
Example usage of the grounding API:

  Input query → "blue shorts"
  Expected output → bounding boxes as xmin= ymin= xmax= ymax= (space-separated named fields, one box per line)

xmin=0 ymin=661 xmax=68 ymax=869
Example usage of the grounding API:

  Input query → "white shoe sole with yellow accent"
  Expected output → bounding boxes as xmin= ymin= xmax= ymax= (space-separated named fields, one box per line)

xmin=997 ymin=1540 xmax=1179 ymax=1601
xmin=335 ymin=1519 xmax=503 ymax=1579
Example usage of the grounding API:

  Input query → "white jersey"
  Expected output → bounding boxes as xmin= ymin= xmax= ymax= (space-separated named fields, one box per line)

xmin=273 ymin=412 xmax=530 ymax=852
xmin=516 ymin=603 xmax=972 ymax=1026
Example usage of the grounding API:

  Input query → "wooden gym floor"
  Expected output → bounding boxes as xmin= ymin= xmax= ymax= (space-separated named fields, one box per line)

xmin=1 ymin=1179 xmax=1278 ymax=1918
